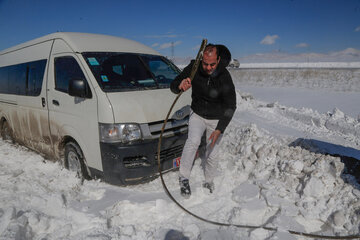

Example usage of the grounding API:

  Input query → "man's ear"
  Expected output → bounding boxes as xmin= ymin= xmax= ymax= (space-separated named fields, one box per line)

xmin=217 ymin=56 xmax=221 ymax=63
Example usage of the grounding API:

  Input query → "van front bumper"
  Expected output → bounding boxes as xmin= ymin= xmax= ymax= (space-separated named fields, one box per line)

xmin=98 ymin=133 xmax=187 ymax=185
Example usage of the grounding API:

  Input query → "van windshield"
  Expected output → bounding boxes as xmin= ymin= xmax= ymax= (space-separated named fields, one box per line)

xmin=82 ymin=52 xmax=180 ymax=92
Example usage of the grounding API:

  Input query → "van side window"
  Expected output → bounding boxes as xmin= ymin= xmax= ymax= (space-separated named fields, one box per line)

xmin=0 ymin=59 xmax=46 ymax=96
xmin=147 ymin=59 xmax=178 ymax=83
xmin=8 ymin=64 xmax=26 ymax=95
xmin=27 ymin=60 xmax=47 ymax=96
xmin=54 ymin=57 xmax=86 ymax=93
xmin=0 ymin=67 xmax=8 ymax=93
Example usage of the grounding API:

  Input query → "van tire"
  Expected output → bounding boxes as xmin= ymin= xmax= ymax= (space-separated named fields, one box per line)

xmin=64 ymin=141 xmax=90 ymax=180
xmin=1 ymin=121 xmax=13 ymax=142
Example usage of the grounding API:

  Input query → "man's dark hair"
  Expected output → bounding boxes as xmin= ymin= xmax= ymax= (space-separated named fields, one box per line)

xmin=204 ymin=44 xmax=219 ymax=59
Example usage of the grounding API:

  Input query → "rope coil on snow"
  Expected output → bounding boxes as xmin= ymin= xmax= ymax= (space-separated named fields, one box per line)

xmin=156 ymin=39 xmax=360 ymax=240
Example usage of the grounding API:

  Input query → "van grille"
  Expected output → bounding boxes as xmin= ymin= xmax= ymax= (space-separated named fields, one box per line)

xmin=155 ymin=144 xmax=184 ymax=164
xmin=148 ymin=118 xmax=188 ymax=138
xmin=123 ymin=156 xmax=151 ymax=168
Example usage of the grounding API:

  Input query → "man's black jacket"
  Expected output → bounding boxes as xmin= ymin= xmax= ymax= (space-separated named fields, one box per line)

xmin=170 ymin=51 xmax=237 ymax=133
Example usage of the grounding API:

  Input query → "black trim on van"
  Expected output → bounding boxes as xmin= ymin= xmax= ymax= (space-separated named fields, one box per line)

xmin=0 ymin=100 xmax=17 ymax=105
xmin=98 ymin=132 xmax=187 ymax=185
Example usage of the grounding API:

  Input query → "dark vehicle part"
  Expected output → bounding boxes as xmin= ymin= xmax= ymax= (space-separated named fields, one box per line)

xmin=1 ymin=120 xmax=13 ymax=142
xmin=228 ymin=59 xmax=240 ymax=68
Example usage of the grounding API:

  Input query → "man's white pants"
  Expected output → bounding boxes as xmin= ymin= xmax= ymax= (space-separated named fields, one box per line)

xmin=179 ymin=111 xmax=223 ymax=183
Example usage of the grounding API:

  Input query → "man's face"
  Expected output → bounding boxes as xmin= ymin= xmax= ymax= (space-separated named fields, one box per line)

xmin=202 ymin=52 xmax=220 ymax=75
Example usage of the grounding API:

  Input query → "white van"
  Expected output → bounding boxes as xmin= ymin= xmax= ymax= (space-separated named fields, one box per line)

xmin=0 ymin=32 xmax=190 ymax=185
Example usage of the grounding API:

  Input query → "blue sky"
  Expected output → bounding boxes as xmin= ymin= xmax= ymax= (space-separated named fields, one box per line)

xmin=0 ymin=0 xmax=360 ymax=60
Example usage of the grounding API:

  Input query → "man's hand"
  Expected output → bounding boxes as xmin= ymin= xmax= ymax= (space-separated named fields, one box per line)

xmin=209 ymin=129 xmax=221 ymax=148
xmin=179 ymin=77 xmax=192 ymax=92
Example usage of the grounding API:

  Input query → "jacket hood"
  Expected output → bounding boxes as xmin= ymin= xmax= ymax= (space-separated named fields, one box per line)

xmin=216 ymin=44 xmax=231 ymax=68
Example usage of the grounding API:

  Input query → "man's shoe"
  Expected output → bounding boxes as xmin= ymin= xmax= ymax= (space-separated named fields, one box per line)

xmin=203 ymin=182 xmax=214 ymax=193
xmin=179 ymin=178 xmax=191 ymax=198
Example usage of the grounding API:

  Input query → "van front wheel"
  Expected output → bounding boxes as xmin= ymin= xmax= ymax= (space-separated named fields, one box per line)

xmin=64 ymin=142 xmax=90 ymax=180
xmin=1 ymin=121 xmax=13 ymax=142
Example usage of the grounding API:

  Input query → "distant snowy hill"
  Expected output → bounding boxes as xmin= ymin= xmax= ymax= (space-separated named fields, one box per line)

xmin=238 ymin=48 xmax=360 ymax=64
xmin=172 ymin=48 xmax=360 ymax=67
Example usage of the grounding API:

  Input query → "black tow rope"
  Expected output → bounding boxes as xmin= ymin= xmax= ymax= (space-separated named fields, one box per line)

xmin=156 ymin=39 xmax=360 ymax=239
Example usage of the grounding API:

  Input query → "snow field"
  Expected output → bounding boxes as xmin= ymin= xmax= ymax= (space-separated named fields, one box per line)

xmin=231 ymin=67 xmax=360 ymax=92
xmin=1 ymin=66 xmax=360 ymax=239
xmin=1 ymin=97 xmax=360 ymax=239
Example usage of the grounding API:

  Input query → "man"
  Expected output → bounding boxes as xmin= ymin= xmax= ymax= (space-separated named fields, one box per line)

xmin=170 ymin=44 xmax=237 ymax=198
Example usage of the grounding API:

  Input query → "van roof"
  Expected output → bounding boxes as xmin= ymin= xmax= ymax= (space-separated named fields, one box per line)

xmin=0 ymin=32 xmax=160 ymax=55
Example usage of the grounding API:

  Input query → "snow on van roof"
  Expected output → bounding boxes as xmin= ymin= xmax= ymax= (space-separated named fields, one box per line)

xmin=0 ymin=32 xmax=160 ymax=55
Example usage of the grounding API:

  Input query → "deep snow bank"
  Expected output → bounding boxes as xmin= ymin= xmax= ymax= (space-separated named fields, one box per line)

xmin=221 ymin=123 xmax=360 ymax=236
xmin=1 ymin=122 xmax=359 ymax=239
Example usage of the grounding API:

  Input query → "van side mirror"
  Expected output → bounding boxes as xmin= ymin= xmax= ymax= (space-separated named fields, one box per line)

xmin=69 ymin=79 xmax=91 ymax=98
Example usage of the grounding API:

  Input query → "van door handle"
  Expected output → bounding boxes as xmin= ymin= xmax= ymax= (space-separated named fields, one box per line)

xmin=52 ymin=100 xmax=59 ymax=106
xmin=41 ymin=97 xmax=46 ymax=107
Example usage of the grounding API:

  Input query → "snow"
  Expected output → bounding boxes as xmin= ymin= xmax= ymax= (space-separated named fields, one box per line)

xmin=237 ymin=48 xmax=360 ymax=64
xmin=1 ymin=65 xmax=360 ymax=239
xmin=239 ymin=86 xmax=360 ymax=119
xmin=239 ymin=61 xmax=360 ymax=68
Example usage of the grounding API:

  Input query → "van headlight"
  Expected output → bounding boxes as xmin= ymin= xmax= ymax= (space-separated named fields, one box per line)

xmin=99 ymin=123 xmax=142 ymax=143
